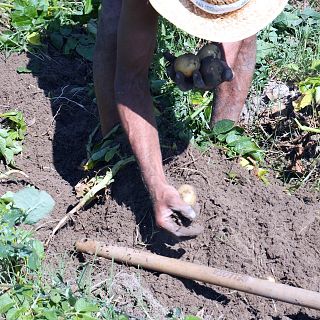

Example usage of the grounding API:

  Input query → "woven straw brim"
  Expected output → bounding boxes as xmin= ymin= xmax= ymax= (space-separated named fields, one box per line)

xmin=149 ymin=0 xmax=288 ymax=42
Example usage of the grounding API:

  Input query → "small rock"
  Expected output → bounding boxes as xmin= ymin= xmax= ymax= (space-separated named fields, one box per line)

xmin=265 ymin=81 xmax=290 ymax=101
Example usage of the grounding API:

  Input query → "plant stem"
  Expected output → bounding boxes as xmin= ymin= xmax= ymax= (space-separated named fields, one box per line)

xmin=294 ymin=118 xmax=320 ymax=134
xmin=0 ymin=3 xmax=14 ymax=9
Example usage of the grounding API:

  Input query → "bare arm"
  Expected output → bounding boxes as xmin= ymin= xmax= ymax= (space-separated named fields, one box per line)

xmin=114 ymin=0 xmax=202 ymax=237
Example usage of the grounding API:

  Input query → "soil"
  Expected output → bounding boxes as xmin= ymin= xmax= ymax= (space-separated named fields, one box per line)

xmin=1 ymin=52 xmax=320 ymax=320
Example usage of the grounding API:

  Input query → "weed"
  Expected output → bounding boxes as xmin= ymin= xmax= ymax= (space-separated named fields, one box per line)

xmin=0 ymin=111 xmax=26 ymax=166
xmin=0 ymin=0 xmax=99 ymax=60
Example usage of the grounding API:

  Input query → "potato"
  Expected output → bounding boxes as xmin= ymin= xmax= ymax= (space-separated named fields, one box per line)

xmin=178 ymin=184 xmax=197 ymax=206
xmin=197 ymin=43 xmax=222 ymax=61
xmin=174 ymin=53 xmax=200 ymax=78
xmin=200 ymin=56 xmax=224 ymax=88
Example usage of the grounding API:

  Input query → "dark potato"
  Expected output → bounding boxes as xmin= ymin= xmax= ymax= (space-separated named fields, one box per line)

xmin=174 ymin=53 xmax=200 ymax=78
xmin=197 ymin=43 xmax=222 ymax=61
xmin=200 ymin=56 xmax=225 ymax=88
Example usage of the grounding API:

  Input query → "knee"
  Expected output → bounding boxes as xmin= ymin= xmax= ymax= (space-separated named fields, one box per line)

xmin=241 ymin=34 xmax=257 ymax=48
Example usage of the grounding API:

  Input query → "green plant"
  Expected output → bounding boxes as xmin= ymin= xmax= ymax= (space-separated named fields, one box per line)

xmin=210 ymin=120 xmax=265 ymax=162
xmin=0 ymin=187 xmax=131 ymax=319
xmin=0 ymin=111 xmax=26 ymax=166
xmin=0 ymin=187 xmax=55 ymax=278
xmin=0 ymin=0 xmax=99 ymax=60
xmin=255 ymin=5 xmax=320 ymax=84
xmin=293 ymin=69 xmax=320 ymax=111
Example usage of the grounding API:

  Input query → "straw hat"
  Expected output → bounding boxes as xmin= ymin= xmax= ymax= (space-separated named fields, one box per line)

xmin=149 ymin=0 xmax=289 ymax=42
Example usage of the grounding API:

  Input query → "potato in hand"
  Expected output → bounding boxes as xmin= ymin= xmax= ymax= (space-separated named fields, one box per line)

xmin=178 ymin=184 xmax=197 ymax=207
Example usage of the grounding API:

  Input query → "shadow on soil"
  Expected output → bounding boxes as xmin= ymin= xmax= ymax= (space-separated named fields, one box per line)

xmin=24 ymin=49 xmax=229 ymax=304
xmin=273 ymin=312 xmax=319 ymax=320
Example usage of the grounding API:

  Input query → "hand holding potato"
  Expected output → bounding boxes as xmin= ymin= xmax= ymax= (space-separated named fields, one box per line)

xmin=164 ymin=43 xmax=233 ymax=91
xmin=153 ymin=183 xmax=203 ymax=238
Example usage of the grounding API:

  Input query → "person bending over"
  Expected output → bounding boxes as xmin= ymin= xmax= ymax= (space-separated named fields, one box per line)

xmin=93 ymin=0 xmax=288 ymax=237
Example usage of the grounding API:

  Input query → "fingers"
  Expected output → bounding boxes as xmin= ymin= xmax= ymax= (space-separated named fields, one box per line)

xmin=165 ymin=222 xmax=204 ymax=238
xmin=170 ymin=202 xmax=197 ymax=221
xmin=220 ymin=60 xmax=234 ymax=82
xmin=192 ymin=70 xmax=207 ymax=90
xmin=175 ymin=72 xmax=193 ymax=91
xmin=158 ymin=212 xmax=204 ymax=237
xmin=166 ymin=64 xmax=176 ymax=81
xmin=163 ymin=51 xmax=176 ymax=63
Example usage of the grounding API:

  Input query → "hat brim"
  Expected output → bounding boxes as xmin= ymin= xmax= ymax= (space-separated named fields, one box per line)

xmin=149 ymin=0 xmax=288 ymax=42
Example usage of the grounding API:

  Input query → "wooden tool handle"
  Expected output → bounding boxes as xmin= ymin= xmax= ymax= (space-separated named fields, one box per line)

xmin=75 ymin=239 xmax=320 ymax=311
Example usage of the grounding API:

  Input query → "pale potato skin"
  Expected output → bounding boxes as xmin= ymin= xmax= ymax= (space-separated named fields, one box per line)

xmin=174 ymin=53 xmax=200 ymax=77
xmin=178 ymin=184 xmax=197 ymax=206
xmin=197 ymin=43 xmax=222 ymax=61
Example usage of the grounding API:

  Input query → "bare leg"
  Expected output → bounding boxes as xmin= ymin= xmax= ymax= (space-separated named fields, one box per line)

xmin=93 ymin=0 xmax=122 ymax=136
xmin=211 ymin=35 xmax=257 ymax=124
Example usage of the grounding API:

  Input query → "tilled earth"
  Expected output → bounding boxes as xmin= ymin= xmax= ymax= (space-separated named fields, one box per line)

xmin=1 ymin=53 xmax=320 ymax=320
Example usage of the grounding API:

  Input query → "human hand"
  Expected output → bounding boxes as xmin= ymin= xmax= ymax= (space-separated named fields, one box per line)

xmin=164 ymin=43 xmax=233 ymax=92
xmin=151 ymin=183 xmax=204 ymax=237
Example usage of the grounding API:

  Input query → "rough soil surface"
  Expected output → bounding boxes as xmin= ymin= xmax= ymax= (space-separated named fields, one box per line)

xmin=1 ymin=53 xmax=320 ymax=320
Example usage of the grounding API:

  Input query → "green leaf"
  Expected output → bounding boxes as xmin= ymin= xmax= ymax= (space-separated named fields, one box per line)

xmin=9 ymin=187 xmax=55 ymax=224
xmin=185 ymin=316 xmax=201 ymax=320
xmin=315 ymin=87 xmax=320 ymax=105
xmin=0 ymin=111 xmax=26 ymax=140
xmin=50 ymin=290 xmax=62 ymax=304
xmin=215 ymin=133 xmax=227 ymax=142
xmin=84 ymin=0 xmax=93 ymax=14
xmin=4 ymin=148 xmax=14 ymax=164
xmin=76 ymin=44 xmax=94 ymax=61
xmin=63 ymin=37 xmax=78 ymax=55
xmin=251 ymin=150 xmax=264 ymax=162
xmin=80 ymin=315 xmax=98 ymax=320
xmin=0 ymin=293 xmax=14 ymax=314
xmin=0 ymin=136 xmax=7 ymax=156
xmin=256 ymin=40 xmax=274 ymax=62
xmin=293 ymin=90 xmax=314 ymax=111
xmin=50 ymin=32 xmax=64 ymax=50
xmin=0 ymin=129 xmax=9 ymax=138
xmin=74 ymin=298 xmax=99 ymax=313
xmin=87 ymin=19 xmax=97 ymax=37
xmin=104 ymin=145 xmax=120 ymax=163
xmin=232 ymin=138 xmax=259 ymax=155
xmin=225 ymin=130 xmax=241 ymax=145
xmin=43 ymin=309 xmax=58 ymax=320
xmin=5 ymin=307 xmax=21 ymax=320
xmin=27 ymin=251 xmax=40 ymax=270
xmin=257 ymin=168 xmax=269 ymax=185
xmin=311 ymin=60 xmax=320 ymax=71
xmin=212 ymin=119 xmax=235 ymax=135
xmin=32 ymin=239 xmax=44 ymax=258
xmin=27 ymin=239 xmax=45 ymax=270
xmin=27 ymin=31 xmax=41 ymax=45
xmin=16 ymin=66 xmax=32 ymax=74
xmin=301 ymin=7 xmax=320 ymax=20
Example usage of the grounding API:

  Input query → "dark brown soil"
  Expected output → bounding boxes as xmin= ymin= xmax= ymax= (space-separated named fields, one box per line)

xmin=1 ymin=53 xmax=320 ymax=320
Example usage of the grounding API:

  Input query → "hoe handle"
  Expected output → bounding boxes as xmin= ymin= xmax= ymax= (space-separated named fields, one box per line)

xmin=75 ymin=239 xmax=320 ymax=311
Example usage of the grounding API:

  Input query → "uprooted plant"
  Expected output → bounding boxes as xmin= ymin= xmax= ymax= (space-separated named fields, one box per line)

xmin=46 ymin=125 xmax=135 ymax=246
